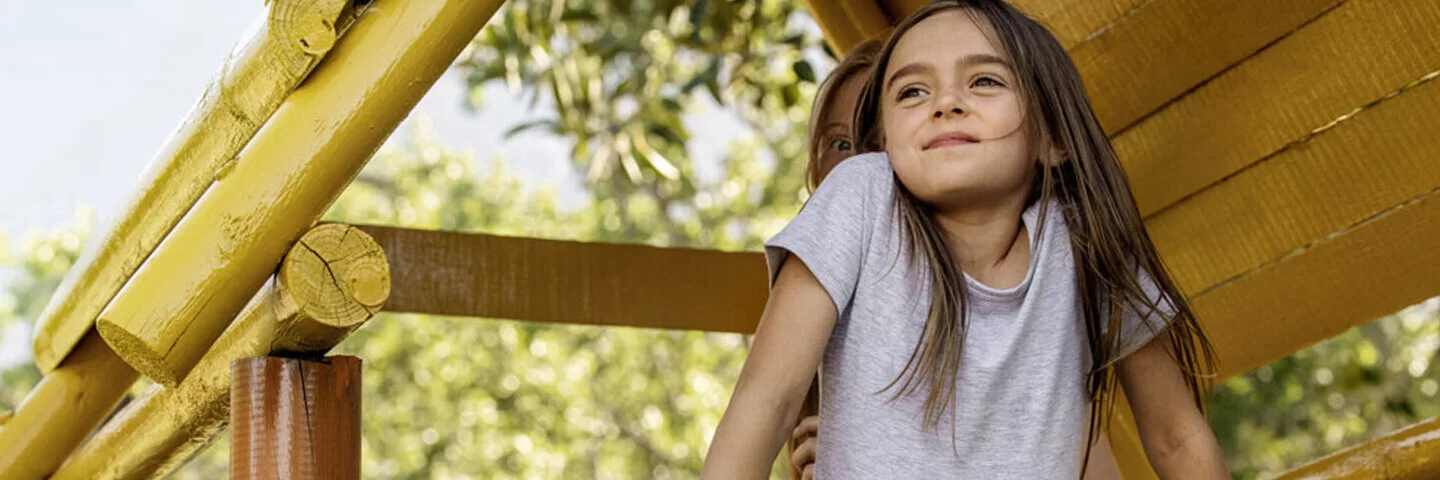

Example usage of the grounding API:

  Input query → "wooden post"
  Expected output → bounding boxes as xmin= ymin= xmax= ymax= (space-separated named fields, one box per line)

xmin=232 ymin=356 xmax=362 ymax=480
xmin=50 ymin=223 xmax=387 ymax=480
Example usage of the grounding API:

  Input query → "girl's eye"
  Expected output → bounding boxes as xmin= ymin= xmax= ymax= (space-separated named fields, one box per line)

xmin=897 ymin=86 xmax=925 ymax=100
xmin=973 ymin=76 xmax=1004 ymax=88
xmin=830 ymin=138 xmax=853 ymax=152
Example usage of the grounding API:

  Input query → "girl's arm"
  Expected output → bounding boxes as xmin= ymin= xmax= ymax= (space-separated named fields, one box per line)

xmin=1117 ymin=337 xmax=1228 ymax=479
xmin=701 ymin=256 xmax=838 ymax=479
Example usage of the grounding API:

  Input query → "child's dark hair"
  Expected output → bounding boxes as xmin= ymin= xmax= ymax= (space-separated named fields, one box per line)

xmin=852 ymin=0 xmax=1218 ymax=473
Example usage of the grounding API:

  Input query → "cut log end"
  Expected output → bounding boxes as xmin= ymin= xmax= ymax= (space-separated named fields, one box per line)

xmin=96 ymin=319 xmax=181 ymax=387
xmin=281 ymin=223 xmax=390 ymax=329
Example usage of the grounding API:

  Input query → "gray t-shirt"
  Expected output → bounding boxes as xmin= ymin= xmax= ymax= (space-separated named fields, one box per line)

xmin=764 ymin=152 xmax=1170 ymax=478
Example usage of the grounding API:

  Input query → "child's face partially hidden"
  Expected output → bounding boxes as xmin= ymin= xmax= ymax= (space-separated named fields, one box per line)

xmin=815 ymin=72 xmax=869 ymax=183
xmin=880 ymin=10 xmax=1036 ymax=211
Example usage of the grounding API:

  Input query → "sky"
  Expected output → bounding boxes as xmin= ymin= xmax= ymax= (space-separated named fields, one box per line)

xmin=0 ymin=1 xmax=757 ymax=364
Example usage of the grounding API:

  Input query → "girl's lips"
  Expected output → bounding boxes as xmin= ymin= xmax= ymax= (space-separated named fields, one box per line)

xmin=923 ymin=132 xmax=978 ymax=150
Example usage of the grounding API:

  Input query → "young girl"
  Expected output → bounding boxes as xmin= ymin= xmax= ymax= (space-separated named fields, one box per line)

xmin=704 ymin=1 xmax=1225 ymax=478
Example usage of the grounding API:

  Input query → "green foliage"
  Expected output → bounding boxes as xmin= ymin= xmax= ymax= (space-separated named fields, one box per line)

xmin=457 ymin=0 xmax=820 ymax=251
xmin=0 ymin=208 xmax=91 ymax=412
xmin=1210 ymin=299 xmax=1440 ymax=479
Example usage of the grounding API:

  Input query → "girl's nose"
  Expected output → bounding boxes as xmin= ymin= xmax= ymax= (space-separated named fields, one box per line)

xmin=932 ymin=106 xmax=965 ymax=119
xmin=933 ymin=93 xmax=966 ymax=119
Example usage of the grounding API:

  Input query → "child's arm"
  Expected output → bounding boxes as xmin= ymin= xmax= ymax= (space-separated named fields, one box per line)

xmin=1118 ymin=337 xmax=1228 ymax=479
xmin=701 ymin=256 xmax=838 ymax=480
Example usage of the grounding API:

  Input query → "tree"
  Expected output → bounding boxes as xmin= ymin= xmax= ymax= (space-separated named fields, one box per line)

xmin=455 ymin=0 xmax=822 ymax=251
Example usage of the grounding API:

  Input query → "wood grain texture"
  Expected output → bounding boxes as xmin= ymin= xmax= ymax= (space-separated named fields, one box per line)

xmin=232 ymin=356 xmax=362 ymax=480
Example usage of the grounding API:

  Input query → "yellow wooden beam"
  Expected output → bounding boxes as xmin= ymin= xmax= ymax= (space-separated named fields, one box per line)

xmin=1070 ymin=0 xmax=1339 ymax=134
xmin=1108 ymin=30 xmax=1440 ymax=480
xmin=882 ymin=0 xmax=1145 ymax=49
xmin=1193 ymin=187 xmax=1440 ymax=380
xmin=1149 ymin=71 xmax=1440 ymax=299
xmin=359 ymin=224 xmax=769 ymax=334
xmin=1275 ymin=416 xmax=1440 ymax=479
xmin=29 ymin=0 xmax=358 ymax=374
xmin=1115 ymin=0 xmax=1440 ymax=218
xmin=801 ymin=0 xmax=891 ymax=54
xmin=0 ymin=331 xmax=138 ymax=480
xmin=90 ymin=0 xmax=502 ymax=387
xmin=51 ymin=224 xmax=387 ymax=480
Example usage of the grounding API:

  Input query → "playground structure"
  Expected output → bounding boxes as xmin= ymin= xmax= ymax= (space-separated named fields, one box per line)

xmin=0 ymin=0 xmax=1437 ymax=478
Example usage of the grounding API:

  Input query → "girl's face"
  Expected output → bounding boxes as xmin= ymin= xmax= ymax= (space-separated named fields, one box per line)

xmin=816 ymin=71 xmax=869 ymax=183
xmin=880 ymin=10 xmax=1035 ymax=210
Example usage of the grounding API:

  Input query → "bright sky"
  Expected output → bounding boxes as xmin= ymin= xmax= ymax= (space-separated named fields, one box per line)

xmin=0 ymin=1 xmax=756 ymax=364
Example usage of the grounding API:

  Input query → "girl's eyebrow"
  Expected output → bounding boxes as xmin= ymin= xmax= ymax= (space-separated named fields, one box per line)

xmin=885 ymin=54 xmax=1013 ymax=92
xmin=885 ymin=62 xmax=933 ymax=92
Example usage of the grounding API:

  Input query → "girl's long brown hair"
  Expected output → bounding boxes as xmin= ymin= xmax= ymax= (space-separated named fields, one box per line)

xmin=805 ymin=40 xmax=883 ymax=193
xmin=852 ymin=0 xmax=1217 ymax=473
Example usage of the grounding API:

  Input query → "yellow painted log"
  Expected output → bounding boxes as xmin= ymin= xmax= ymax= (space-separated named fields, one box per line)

xmin=93 ymin=0 xmax=502 ymax=387
xmin=1196 ymin=186 xmax=1440 ymax=380
xmin=0 ymin=331 xmax=139 ymax=480
xmin=29 ymin=0 xmax=358 ymax=374
xmin=801 ymin=0 xmax=891 ymax=54
xmin=52 ymin=224 xmax=387 ymax=480
xmin=1149 ymin=71 xmax=1440 ymax=298
xmin=1070 ymin=0 xmax=1339 ymax=133
xmin=1275 ymin=416 xmax=1440 ymax=479
xmin=1114 ymin=0 xmax=1440 ymax=218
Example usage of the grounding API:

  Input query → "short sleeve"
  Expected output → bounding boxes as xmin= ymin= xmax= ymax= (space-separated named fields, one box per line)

xmin=764 ymin=153 xmax=893 ymax=314
xmin=1113 ymin=266 xmax=1179 ymax=360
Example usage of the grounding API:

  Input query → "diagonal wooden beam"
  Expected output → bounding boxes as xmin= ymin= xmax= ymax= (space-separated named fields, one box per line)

xmin=92 ymin=0 xmax=504 ymax=387
xmin=29 ymin=0 xmax=358 ymax=374
xmin=1150 ymin=70 xmax=1440 ymax=304
xmin=1116 ymin=0 xmax=1440 ymax=218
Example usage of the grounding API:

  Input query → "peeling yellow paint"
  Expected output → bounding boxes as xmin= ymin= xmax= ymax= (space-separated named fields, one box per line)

xmin=30 ymin=0 xmax=358 ymax=374
xmin=91 ymin=0 xmax=503 ymax=387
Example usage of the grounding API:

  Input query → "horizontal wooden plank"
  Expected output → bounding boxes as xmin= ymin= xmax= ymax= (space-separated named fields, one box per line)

xmin=1149 ymin=73 xmax=1440 ymax=295
xmin=357 ymin=225 xmax=769 ymax=334
xmin=1192 ymin=187 xmax=1440 ymax=380
xmin=1276 ymin=416 xmax=1440 ymax=479
xmin=1115 ymin=0 xmax=1440 ymax=218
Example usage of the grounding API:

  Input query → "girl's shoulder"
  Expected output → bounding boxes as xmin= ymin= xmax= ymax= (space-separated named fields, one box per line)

xmin=814 ymin=152 xmax=895 ymax=200
xmin=827 ymin=151 xmax=892 ymax=179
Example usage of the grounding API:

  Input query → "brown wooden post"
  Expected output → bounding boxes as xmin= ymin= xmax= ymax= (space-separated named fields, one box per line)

xmin=231 ymin=356 xmax=362 ymax=480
